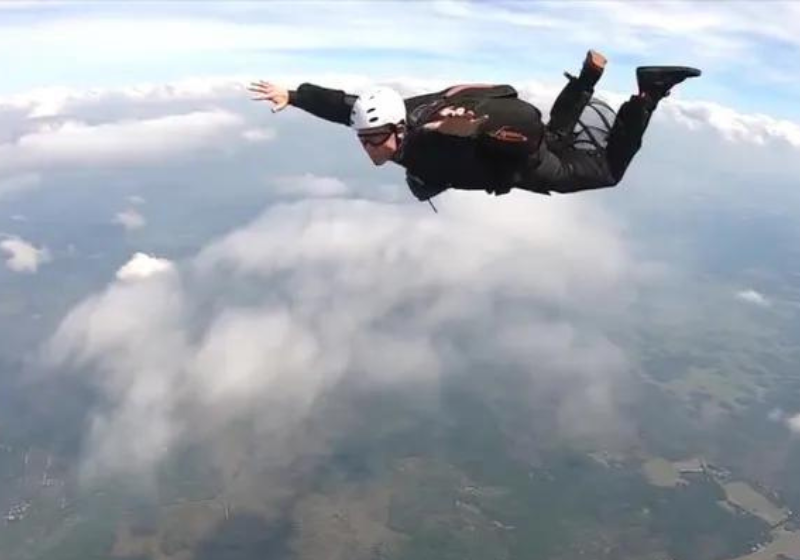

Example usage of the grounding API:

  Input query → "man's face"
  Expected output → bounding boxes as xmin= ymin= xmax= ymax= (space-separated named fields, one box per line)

xmin=356 ymin=125 xmax=399 ymax=166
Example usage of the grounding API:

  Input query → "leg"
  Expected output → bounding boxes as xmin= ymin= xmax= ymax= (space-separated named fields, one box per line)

xmin=605 ymin=65 xmax=702 ymax=181
xmin=546 ymin=50 xmax=607 ymax=152
xmin=604 ymin=94 xmax=653 ymax=182
xmin=522 ymin=144 xmax=616 ymax=194
xmin=512 ymin=64 xmax=701 ymax=195
xmin=514 ymin=95 xmax=652 ymax=194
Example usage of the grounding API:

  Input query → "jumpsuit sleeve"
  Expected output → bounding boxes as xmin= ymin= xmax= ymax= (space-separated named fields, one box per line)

xmin=288 ymin=83 xmax=359 ymax=126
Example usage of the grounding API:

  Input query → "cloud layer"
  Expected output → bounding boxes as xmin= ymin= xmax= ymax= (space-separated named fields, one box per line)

xmin=0 ymin=110 xmax=246 ymax=176
xmin=46 ymin=191 xmax=641 ymax=484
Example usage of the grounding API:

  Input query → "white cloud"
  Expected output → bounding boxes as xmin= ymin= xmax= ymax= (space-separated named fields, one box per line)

xmin=271 ymin=174 xmax=351 ymax=198
xmin=1 ymin=236 xmax=50 ymax=273
xmin=765 ymin=409 xmax=800 ymax=436
xmin=0 ymin=78 xmax=251 ymax=119
xmin=0 ymin=13 xmax=472 ymax=60
xmin=788 ymin=414 xmax=800 ymax=434
xmin=0 ymin=110 xmax=245 ymax=176
xmin=116 ymin=252 xmax=174 ymax=282
xmin=670 ymin=101 xmax=800 ymax=149
xmin=737 ymin=289 xmax=770 ymax=307
xmin=46 ymin=264 xmax=188 ymax=478
xmin=114 ymin=208 xmax=146 ymax=231
xmin=3 ymin=2 xmax=797 ymax=66
xmin=435 ymin=1 xmax=800 ymax=62
xmin=127 ymin=195 xmax=145 ymax=205
xmin=46 ymin=190 xmax=642 ymax=482
xmin=242 ymin=128 xmax=276 ymax=143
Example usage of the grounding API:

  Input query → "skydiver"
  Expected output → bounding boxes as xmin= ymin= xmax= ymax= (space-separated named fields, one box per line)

xmin=248 ymin=50 xmax=701 ymax=203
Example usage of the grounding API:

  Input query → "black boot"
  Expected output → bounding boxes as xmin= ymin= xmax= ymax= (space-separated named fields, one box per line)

xmin=636 ymin=66 xmax=701 ymax=107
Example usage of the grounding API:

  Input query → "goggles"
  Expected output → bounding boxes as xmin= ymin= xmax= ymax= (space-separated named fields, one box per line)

xmin=357 ymin=126 xmax=395 ymax=147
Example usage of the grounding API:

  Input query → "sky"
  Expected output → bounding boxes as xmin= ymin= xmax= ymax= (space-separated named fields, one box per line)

xmin=1 ymin=0 xmax=800 ymax=120
xmin=1 ymin=0 xmax=800 ymax=487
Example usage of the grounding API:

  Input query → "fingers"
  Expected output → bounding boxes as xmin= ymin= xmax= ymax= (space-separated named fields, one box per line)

xmin=248 ymin=80 xmax=289 ymax=111
xmin=247 ymin=84 xmax=273 ymax=95
xmin=247 ymin=81 xmax=282 ymax=97
xmin=250 ymin=95 xmax=278 ymax=105
xmin=248 ymin=80 xmax=274 ymax=89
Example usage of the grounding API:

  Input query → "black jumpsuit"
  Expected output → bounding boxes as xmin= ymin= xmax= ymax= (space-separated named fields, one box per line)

xmin=286 ymin=78 xmax=654 ymax=201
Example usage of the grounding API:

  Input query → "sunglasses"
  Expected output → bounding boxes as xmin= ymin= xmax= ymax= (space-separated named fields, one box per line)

xmin=357 ymin=128 xmax=395 ymax=147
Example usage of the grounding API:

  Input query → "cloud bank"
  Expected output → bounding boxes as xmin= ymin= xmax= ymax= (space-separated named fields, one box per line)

xmin=46 ymin=191 xmax=642 ymax=485
xmin=0 ymin=110 xmax=245 ymax=177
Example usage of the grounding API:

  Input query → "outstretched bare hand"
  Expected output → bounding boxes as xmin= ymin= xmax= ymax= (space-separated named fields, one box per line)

xmin=248 ymin=80 xmax=290 ymax=113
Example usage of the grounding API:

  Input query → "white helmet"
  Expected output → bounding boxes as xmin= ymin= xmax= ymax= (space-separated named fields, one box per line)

xmin=350 ymin=86 xmax=406 ymax=130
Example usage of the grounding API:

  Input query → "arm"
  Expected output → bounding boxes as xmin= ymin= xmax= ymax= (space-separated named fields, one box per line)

xmin=416 ymin=85 xmax=523 ymax=139
xmin=288 ymin=83 xmax=358 ymax=126
xmin=249 ymin=81 xmax=357 ymax=126
xmin=422 ymin=97 xmax=545 ymax=158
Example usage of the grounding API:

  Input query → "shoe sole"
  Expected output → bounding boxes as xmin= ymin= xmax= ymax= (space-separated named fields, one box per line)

xmin=587 ymin=50 xmax=607 ymax=71
xmin=637 ymin=66 xmax=702 ymax=77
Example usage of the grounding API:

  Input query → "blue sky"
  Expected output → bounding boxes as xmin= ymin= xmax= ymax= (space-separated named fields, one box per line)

xmin=2 ymin=0 xmax=799 ymax=121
